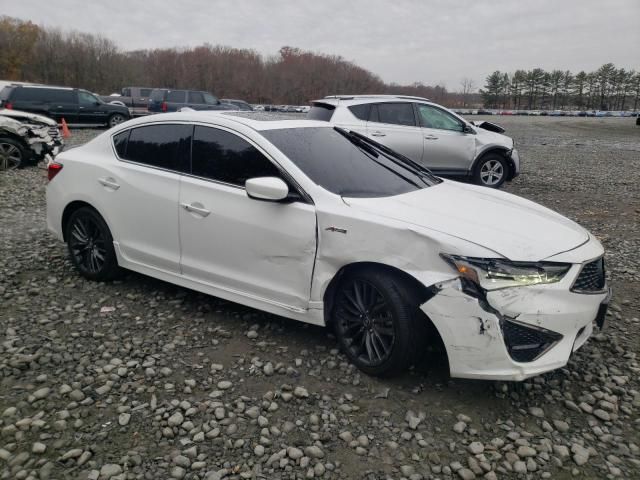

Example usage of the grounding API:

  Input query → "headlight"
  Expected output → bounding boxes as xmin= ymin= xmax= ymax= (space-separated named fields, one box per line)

xmin=441 ymin=254 xmax=570 ymax=290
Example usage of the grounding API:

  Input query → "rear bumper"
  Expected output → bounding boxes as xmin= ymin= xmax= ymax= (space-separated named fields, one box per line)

xmin=421 ymin=274 xmax=609 ymax=381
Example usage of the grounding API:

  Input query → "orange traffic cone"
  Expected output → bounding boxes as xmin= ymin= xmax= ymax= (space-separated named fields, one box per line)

xmin=61 ymin=118 xmax=71 ymax=139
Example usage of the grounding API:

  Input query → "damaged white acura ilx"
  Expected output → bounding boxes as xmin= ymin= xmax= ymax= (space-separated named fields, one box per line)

xmin=46 ymin=111 xmax=610 ymax=380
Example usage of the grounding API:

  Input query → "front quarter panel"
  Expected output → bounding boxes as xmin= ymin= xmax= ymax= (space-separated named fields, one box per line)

xmin=310 ymin=198 xmax=498 ymax=304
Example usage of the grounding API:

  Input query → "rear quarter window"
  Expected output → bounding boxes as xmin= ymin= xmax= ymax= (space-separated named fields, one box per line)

xmin=348 ymin=104 xmax=371 ymax=121
xmin=307 ymin=104 xmax=335 ymax=121
xmin=0 ymin=87 xmax=13 ymax=101
xmin=112 ymin=130 xmax=130 ymax=158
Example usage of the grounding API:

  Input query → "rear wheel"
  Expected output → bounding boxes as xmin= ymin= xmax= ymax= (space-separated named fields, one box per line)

xmin=474 ymin=154 xmax=508 ymax=188
xmin=65 ymin=207 xmax=120 ymax=281
xmin=108 ymin=113 xmax=127 ymax=129
xmin=333 ymin=269 xmax=421 ymax=376
xmin=0 ymin=137 xmax=26 ymax=170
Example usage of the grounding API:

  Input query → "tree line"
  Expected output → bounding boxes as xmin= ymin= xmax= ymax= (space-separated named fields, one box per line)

xmin=482 ymin=66 xmax=640 ymax=111
xmin=0 ymin=16 xmax=459 ymax=105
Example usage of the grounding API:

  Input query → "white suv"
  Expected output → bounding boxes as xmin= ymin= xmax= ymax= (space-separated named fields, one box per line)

xmin=309 ymin=95 xmax=520 ymax=188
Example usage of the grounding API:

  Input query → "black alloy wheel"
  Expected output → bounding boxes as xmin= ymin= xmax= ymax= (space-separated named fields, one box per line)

xmin=65 ymin=207 xmax=120 ymax=281
xmin=333 ymin=270 xmax=421 ymax=375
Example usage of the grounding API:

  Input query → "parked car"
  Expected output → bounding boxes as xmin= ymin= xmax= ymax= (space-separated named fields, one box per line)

xmin=100 ymin=87 xmax=155 ymax=116
xmin=46 ymin=111 xmax=609 ymax=379
xmin=0 ymin=85 xmax=130 ymax=128
xmin=148 ymin=89 xmax=234 ymax=113
xmin=0 ymin=109 xmax=63 ymax=169
xmin=220 ymin=99 xmax=254 ymax=111
xmin=309 ymin=95 xmax=519 ymax=188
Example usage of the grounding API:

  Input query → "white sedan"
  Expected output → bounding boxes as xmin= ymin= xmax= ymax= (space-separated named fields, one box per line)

xmin=46 ymin=111 xmax=610 ymax=379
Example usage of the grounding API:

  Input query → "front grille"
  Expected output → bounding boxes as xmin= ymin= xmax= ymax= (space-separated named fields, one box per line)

xmin=48 ymin=126 xmax=63 ymax=143
xmin=502 ymin=320 xmax=562 ymax=362
xmin=572 ymin=257 xmax=605 ymax=293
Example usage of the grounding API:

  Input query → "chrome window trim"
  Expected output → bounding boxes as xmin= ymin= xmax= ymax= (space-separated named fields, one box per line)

xmin=109 ymin=121 xmax=313 ymax=204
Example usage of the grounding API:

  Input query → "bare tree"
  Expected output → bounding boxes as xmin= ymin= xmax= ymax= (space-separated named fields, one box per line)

xmin=460 ymin=77 xmax=475 ymax=107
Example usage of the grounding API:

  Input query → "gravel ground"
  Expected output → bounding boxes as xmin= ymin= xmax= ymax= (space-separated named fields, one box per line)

xmin=1 ymin=117 xmax=639 ymax=480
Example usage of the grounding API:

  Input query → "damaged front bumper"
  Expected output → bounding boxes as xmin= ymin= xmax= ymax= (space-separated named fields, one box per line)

xmin=421 ymin=277 xmax=610 ymax=381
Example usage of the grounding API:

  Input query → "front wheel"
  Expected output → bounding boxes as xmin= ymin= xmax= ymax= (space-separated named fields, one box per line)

xmin=0 ymin=137 xmax=26 ymax=170
xmin=333 ymin=270 xmax=421 ymax=376
xmin=108 ymin=114 xmax=127 ymax=129
xmin=474 ymin=154 xmax=508 ymax=188
xmin=65 ymin=207 xmax=120 ymax=281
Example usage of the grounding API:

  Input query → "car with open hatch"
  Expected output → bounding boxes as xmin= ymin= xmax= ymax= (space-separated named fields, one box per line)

xmin=46 ymin=111 xmax=609 ymax=380
xmin=308 ymin=95 xmax=520 ymax=188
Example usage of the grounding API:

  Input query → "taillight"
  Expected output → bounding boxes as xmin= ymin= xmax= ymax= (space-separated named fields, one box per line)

xmin=161 ymin=101 xmax=168 ymax=112
xmin=48 ymin=162 xmax=63 ymax=181
xmin=5 ymin=101 xmax=13 ymax=109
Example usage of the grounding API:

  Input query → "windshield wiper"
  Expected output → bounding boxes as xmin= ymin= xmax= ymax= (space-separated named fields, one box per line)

xmin=333 ymin=127 xmax=379 ymax=158
xmin=333 ymin=127 xmax=421 ymax=188
xmin=347 ymin=129 xmax=441 ymax=184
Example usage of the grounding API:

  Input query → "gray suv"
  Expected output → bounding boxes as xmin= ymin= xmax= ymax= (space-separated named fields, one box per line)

xmin=309 ymin=95 xmax=520 ymax=188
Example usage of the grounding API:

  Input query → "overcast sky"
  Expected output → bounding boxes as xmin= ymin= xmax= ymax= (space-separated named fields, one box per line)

xmin=4 ymin=0 xmax=639 ymax=90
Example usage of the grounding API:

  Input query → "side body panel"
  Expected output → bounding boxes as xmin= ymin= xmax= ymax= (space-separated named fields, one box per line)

xmin=178 ymin=175 xmax=317 ymax=309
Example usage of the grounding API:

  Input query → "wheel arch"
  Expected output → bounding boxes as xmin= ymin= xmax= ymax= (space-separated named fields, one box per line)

xmin=0 ymin=131 xmax=29 ymax=150
xmin=322 ymin=261 xmax=447 ymax=362
xmin=322 ymin=261 xmax=435 ymax=325
xmin=472 ymin=147 xmax=515 ymax=180
xmin=61 ymin=200 xmax=114 ymax=242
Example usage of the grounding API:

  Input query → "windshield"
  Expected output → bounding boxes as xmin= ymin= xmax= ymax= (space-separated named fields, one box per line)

xmin=262 ymin=127 xmax=440 ymax=198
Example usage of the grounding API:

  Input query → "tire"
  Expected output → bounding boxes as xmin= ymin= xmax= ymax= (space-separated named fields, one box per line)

xmin=332 ymin=269 xmax=422 ymax=376
xmin=108 ymin=113 xmax=127 ymax=129
xmin=65 ymin=207 xmax=120 ymax=281
xmin=473 ymin=154 xmax=508 ymax=188
xmin=0 ymin=137 xmax=26 ymax=170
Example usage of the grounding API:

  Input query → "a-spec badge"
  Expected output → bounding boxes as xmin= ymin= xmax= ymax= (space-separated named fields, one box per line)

xmin=325 ymin=226 xmax=347 ymax=234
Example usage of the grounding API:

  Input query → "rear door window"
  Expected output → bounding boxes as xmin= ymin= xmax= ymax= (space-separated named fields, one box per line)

xmin=373 ymin=103 xmax=416 ymax=126
xmin=139 ymin=89 xmax=152 ymax=97
xmin=307 ymin=103 xmax=335 ymax=121
xmin=191 ymin=126 xmax=281 ymax=186
xmin=121 ymin=124 xmax=192 ymax=172
xmin=166 ymin=91 xmax=186 ymax=103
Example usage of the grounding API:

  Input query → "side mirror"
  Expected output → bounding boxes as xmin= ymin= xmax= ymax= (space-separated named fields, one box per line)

xmin=245 ymin=177 xmax=289 ymax=202
xmin=463 ymin=125 xmax=475 ymax=134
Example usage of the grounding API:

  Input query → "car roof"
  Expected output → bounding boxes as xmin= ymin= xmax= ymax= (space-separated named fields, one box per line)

xmin=317 ymin=94 xmax=431 ymax=106
xmin=119 ymin=111 xmax=330 ymax=132
xmin=16 ymin=85 xmax=74 ymax=91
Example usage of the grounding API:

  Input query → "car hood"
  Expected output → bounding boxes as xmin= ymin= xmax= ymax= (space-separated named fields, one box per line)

xmin=0 ymin=109 xmax=57 ymax=126
xmin=343 ymin=180 xmax=589 ymax=261
xmin=473 ymin=126 xmax=513 ymax=147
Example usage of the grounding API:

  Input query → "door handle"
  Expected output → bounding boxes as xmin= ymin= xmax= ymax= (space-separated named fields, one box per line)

xmin=370 ymin=131 xmax=386 ymax=137
xmin=98 ymin=177 xmax=120 ymax=190
xmin=181 ymin=202 xmax=211 ymax=217
xmin=424 ymin=135 xmax=439 ymax=140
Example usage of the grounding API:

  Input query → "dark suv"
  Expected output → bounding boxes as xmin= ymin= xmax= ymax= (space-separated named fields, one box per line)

xmin=0 ymin=85 xmax=130 ymax=128
xmin=148 ymin=89 xmax=234 ymax=113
